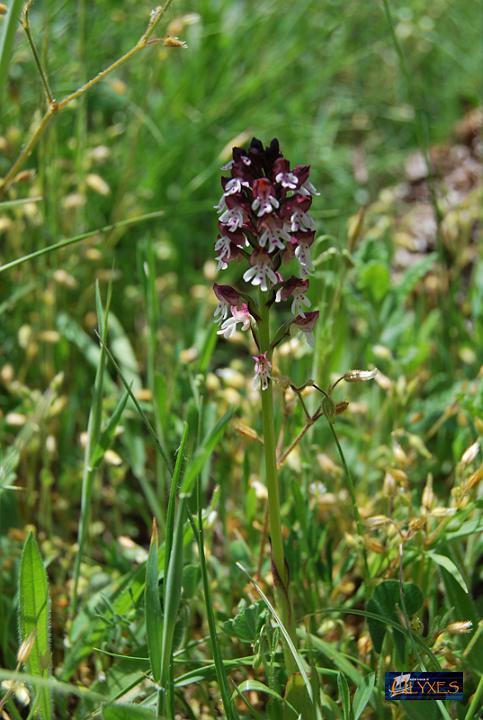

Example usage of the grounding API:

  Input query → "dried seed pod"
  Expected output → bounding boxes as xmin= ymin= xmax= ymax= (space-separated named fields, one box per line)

xmin=343 ymin=368 xmax=378 ymax=383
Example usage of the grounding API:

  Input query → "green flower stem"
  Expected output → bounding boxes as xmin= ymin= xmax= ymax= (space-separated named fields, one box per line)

xmin=258 ymin=295 xmax=297 ymax=672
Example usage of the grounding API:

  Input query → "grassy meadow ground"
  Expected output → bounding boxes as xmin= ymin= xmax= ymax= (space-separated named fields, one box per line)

xmin=0 ymin=0 xmax=482 ymax=718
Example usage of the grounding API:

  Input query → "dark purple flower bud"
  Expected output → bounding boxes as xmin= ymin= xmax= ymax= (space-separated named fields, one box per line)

xmin=230 ymin=148 xmax=256 ymax=182
xmin=276 ymin=276 xmax=308 ymax=299
xmin=235 ymin=137 xmax=283 ymax=177
xmin=212 ymin=283 xmax=243 ymax=326
xmin=213 ymin=283 xmax=243 ymax=306
xmin=232 ymin=146 xmax=252 ymax=166
xmin=216 ymin=223 xmax=246 ymax=244
xmin=292 ymin=310 xmax=320 ymax=346
xmin=262 ymin=138 xmax=283 ymax=174
xmin=292 ymin=164 xmax=311 ymax=187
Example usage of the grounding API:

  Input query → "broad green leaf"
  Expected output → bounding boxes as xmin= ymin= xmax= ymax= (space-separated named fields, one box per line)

xmin=427 ymin=551 xmax=468 ymax=593
xmin=358 ymin=260 xmax=390 ymax=302
xmin=353 ymin=672 xmax=375 ymax=720
xmin=283 ymin=673 xmax=315 ymax=720
xmin=145 ymin=521 xmax=162 ymax=683
xmin=367 ymin=580 xmax=423 ymax=663
xmin=159 ymin=502 xmax=185 ymax=712
xmin=223 ymin=600 xmax=266 ymax=643
xmin=164 ymin=423 xmax=189 ymax=578
xmin=19 ymin=532 xmax=53 ymax=720
xmin=445 ymin=517 xmax=483 ymax=541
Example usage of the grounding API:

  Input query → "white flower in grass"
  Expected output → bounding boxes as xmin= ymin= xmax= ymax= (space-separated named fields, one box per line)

xmin=289 ymin=208 xmax=316 ymax=233
xmin=252 ymin=352 xmax=272 ymax=391
xmin=275 ymin=277 xmax=311 ymax=317
xmin=297 ymin=180 xmax=320 ymax=197
xmin=218 ymin=206 xmax=245 ymax=232
xmin=292 ymin=311 xmax=320 ymax=347
xmin=217 ymin=304 xmax=254 ymax=339
xmin=214 ymin=234 xmax=234 ymax=270
xmin=213 ymin=283 xmax=243 ymax=325
xmin=295 ymin=240 xmax=314 ymax=276
xmin=222 ymin=177 xmax=250 ymax=196
xmin=258 ymin=216 xmax=292 ymax=253
xmin=243 ymin=250 xmax=278 ymax=292
xmin=275 ymin=170 xmax=298 ymax=189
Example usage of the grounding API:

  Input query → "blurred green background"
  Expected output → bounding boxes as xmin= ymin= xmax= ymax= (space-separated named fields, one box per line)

xmin=0 ymin=1 xmax=482 ymax=715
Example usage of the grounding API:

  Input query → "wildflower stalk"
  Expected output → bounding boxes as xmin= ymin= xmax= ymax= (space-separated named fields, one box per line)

xmin=212 ymin=137 xmax=378 ymax=689
xmin=258 ymin=297 xmax=297 ymax=671
xmin=212 ymin=137 xmax=320 ymax=676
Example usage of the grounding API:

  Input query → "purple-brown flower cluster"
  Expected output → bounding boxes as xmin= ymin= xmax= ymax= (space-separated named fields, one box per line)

xmin=212 ymin=138 xmax=320 ymax=386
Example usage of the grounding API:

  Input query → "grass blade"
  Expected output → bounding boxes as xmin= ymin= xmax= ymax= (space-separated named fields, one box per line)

xmin=71 ymin=282 xmax=112 ymax=615
xmin=181 ymin=409 xmax=235 ymax=495
xmin=187 ymin=499 xmax=239 ymax=720
xmin=464 ymin=675 xmax=483 ymax=720
xmin=337 ymin=672 xmax=351 ymax=720
xmin=0 ymin=211 xmax=163 ymax=274
xmin=103 ymin=704 xmax=155 ymax=719
xmin=145 ymin=520 xmax=163 ymax=684
xmin=18 ymin=533 xmax=53 ymax=720
xmin=164 ymin=423 xmax=189 ymax=582
xmin=0 ymin=0 xmax=24 ymax=105
xmin=236 ymin=562 xmax=314 ymax=702
xmin=0 ymin=196 xmax=43 ymax=210
xmin=353 ymin=673 xmax=375 ymax=720
xmin=159 ymin=500 xmax=185 ymax=718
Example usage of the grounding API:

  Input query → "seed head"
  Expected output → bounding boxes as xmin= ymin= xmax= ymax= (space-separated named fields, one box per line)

xmin=17 ymin=631 xmax=36 ymax=665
